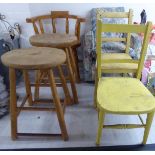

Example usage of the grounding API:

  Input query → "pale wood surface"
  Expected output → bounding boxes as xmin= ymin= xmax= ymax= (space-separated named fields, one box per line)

xmin=30 ymin=33 xmax=79 ymax=48
xmin=9 ymin=68 xmax=17 ymax=140
xmin=26 ymin=11 xmax=85 ymax=40
xmin=47 ymin=69 xmax=69 ymax=140
xmin=1 ymin=47 xmax=66 ymax=69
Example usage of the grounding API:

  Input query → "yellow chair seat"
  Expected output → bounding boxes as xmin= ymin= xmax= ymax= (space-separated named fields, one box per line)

xmin=101 ymin=53 xmax=138 ymax=72
xmin=101 ymin=63 xmax=137 ymax=71
xmin=102 ymin=53 xmax=132 ymax=60
xmin=97 ymin=77 xmax=155 ymax=114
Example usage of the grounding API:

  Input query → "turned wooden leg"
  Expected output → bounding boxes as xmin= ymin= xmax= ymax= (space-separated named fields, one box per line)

xmin=34 ymin=70 xmax=40 ymax=100
xmin=23 ymin=70 xmax=33 ymax=106
xmin=57 ymin=65 xmax=72 ymax=105
xmin=72 ymin=47 xmax=81 ymax=83
xmin=68 ymin=47 xmax=79 ymax=83
xmin=9 ymin=68 xmax=17 ymax=140
xmin=47 ymin=69 xmax=68 ymax=141
xmin=65 ymin=48 xmax=78 ymax=104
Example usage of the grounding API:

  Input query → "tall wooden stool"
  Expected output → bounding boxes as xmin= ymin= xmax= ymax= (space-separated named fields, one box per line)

xmin=1 ymin=47 xmax=69 ymax=141
xmin=26 ymin=11 xmax=85 ymax=83
xmin=29 ymin=34 xmax=79 ymax=104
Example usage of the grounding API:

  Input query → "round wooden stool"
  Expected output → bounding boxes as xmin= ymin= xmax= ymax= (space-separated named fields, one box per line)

xmin=30 ymin=33 xmax=79 ymax=104
xmin=30 ymin=33 xmax=80 ymax=82
xmin=1 ymin=47 xmax=69 ymax=141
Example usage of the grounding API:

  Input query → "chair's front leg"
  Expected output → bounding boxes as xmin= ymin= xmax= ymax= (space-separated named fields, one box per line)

xmin=143 ymin=112 xmax=154 ymax=144
xmin=9 ymin=68 xmax=17 ymax=140
xmin=96 ymin=110 xmax=105 ymax=146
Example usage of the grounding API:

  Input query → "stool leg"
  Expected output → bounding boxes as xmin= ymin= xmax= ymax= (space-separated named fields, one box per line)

xmin=9 ymin=68 xmax=17 ymax=140
xmin=68 ymin=47 xmax=79 ymax=83
xmin=68 ymin=47 xmax=79 ymax=82
xmin=47 ymin=69 xmax=69 ymax=141
xmin=65 ymin=48 xmax=78 ymax=104
xmin=34 ymin=70 xmax=40 ymax=100
xmin=23 ymin=70 xmax=33 ymax=106
xmin=72 ymin=48 xmax=80 ymax=83
xmin=57 ymin=65 xmax=72 ymax=105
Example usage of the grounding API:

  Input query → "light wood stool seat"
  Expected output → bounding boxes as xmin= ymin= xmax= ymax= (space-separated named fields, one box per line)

xmin=30 ymin=34 xmax=79 ymax=104
xmin=30 ymin=33 xmax=80 ymax=48
xmin=2 ymin=47 xmax=66 ymax=69
xmin=1 ymin=47 xmax=70 ymax=141
xmin=26 ymin=11 xmax=85 ymax=83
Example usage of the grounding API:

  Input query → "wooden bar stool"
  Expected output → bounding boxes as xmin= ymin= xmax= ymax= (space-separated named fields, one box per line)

xmin=29 ymin=33 xmax=79 ymax=104
xmin=26 ymin=11 xmax=85 ymax=83
xmin=1 ymin=47 xmax=69 ymax=141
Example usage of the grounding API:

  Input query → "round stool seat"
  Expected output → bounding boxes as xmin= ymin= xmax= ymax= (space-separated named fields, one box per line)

xmin=1 ymin=47 xmax=66 ymax=70
xmin=30 ymin=33 xmax=80 ymax=48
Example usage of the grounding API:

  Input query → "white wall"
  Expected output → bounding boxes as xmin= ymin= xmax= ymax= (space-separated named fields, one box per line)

xmin=0 ymin=3 xmax=34 ymax=48
xmin=0 ymin=3 xmax=155 ymax=48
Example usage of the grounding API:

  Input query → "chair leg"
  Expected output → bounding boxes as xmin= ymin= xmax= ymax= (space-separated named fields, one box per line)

xmin=68 ymin=47 xmax=79 ymax=83
xmin=47 ymin=69 xmax=68 ymax=141
xmin=34 ymin=70 xmax=40 ymax=100
xmin=143 ymin=112 xmax=154 ymax=144
xmin=96 ymin=110 xmax=105 ymax=146
xmin=65 ymin=48 xmax=78 ymax=104
xmin=9 ymin=68 xmax=17 ymax=140
xmin=94 ymin=71 xmax=98 ymax=109
xmin=57 ymin=65 xmax=72 ymax=105
xmin=72 ymin=47 xmax=81 ymax=83
xmin=23 ymin=70 xmax=33 ymax=106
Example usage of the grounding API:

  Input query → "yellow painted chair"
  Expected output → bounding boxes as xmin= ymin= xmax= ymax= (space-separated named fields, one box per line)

xmin=96 ymin=20 xmax=155 ymax=145
xmin=94 ymin=9 xmax=134 ymax=107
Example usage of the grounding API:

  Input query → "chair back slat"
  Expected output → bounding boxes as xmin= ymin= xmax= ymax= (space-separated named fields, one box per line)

xmin=26 ymin=12 xmax=85 ymax=39
xmin=32 ymin=22 xmax=39 ymax=34
xmin=102 ymin=37 xmax=126 ymax=42
xmin=52 ymin=18 xmax=56 ymax=33
xmin=101 ymin=23 xmax=146 ymax=33
xmin=38 ymin=19 xmax=44 ymax=33
xmin=96 ymin=19 xmax=152 ymax=79
xmin=98 ymin=12 xmax=129 ymax=18
xmin=51 ymin=11 xmax=69 ymax=34
xmin=97 ymin=9 xmax=133 ymax=54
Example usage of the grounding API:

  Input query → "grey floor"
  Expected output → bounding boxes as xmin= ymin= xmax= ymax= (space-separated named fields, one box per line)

xmin=0 ymin=82 xmax=155 ymax=149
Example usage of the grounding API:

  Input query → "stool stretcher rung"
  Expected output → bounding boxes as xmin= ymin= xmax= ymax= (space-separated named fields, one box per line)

xmin=17 ymin=133 xmax=62 ymax=137
xmin=17 ymin=95 xmax=29 ymax=116
xmin=17 ymin=107 xmax=56 ymax=112
xmin=30 ymin=83 xmax=63 ymax=87
xmin=103 ymin=124 xmax=146 ymax=129
xmin=138 ymin=114 xmax=145 ymax=125
xmin=33 ymin=98 xmax=65 ymax=104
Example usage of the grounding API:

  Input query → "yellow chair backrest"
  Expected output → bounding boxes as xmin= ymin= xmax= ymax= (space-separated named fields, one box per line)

xmin=96 ymin=20 xmax=152 ymax=80
xmin=96 ymin=9 xmax=133 ymax=54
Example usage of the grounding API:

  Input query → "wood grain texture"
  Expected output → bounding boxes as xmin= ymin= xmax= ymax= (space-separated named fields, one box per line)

xmin=1 ymin=47 xmax=66 ymax=69
xmin=47 ymin=69 xmax=69 ymax=140
xmin=30 ymin=33 xmax=79 ymax=48
xmin=9 ymin=68 xmax=17 ymax=140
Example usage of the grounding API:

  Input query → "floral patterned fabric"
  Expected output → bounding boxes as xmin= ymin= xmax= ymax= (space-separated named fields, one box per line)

xmin=81 ymin=7 xmax=141 ymax=81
